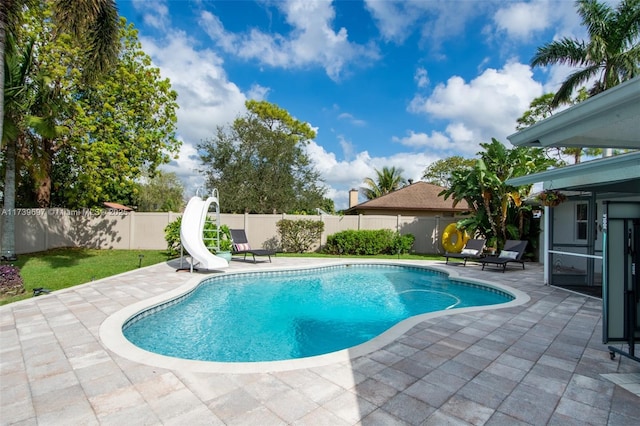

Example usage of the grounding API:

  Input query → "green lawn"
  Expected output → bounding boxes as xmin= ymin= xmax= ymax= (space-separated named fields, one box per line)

xmin=1 ymin=248 xmax=170 ymax=306
xmin=1 ymin=248 xmax=444 ymax=306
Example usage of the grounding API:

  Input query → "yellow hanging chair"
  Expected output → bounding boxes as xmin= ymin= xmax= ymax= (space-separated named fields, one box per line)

xmin=441 ymin=223 xmax=469 ymax=253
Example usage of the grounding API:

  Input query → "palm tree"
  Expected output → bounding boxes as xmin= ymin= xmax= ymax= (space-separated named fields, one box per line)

xmin=1 ymin=0 xmax=119 ymax=149
xmin=531 ymin=0 xmax=640 ymax=107
xmin=361 ymin=166 xmax=406 ymax=200
xmin=1 ymin=0 xmax=118 ymax=260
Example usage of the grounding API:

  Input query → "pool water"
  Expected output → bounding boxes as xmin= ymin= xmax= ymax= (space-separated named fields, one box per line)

xmin=123 ymin=264 xmax=512 ymax=362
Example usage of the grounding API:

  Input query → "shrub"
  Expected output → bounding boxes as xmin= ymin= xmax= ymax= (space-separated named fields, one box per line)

xmin=203 ymin=223 xmax=232 ymax=253
xmin=390 ymin=233 xmax=416 ymax=254
xmin=277 ymin=219 xmax=324 ymax=253
xmin=0 ymin=265 xmax=25 ymax=297
xmin=324 ymin=229 xmax=415 ymax=255
xmin=164 ymin=216 xmax=182 ymax=257
xmin=165 ymin=217 xmax=233 ymax=255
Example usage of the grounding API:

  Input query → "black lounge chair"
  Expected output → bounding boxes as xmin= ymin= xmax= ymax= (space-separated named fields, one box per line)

xmin=479 ymin=240 xmax=528 ymax=272
xmin=445 ymin=239 xmax=486 ymax=266
xmin=230 ymin=229 xmax=275 ymax=263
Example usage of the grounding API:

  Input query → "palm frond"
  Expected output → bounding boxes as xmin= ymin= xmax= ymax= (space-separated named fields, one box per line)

xmin=531 ymin=38 xmax=590 ymax=67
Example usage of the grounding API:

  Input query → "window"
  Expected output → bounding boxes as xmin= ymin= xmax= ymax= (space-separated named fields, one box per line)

xmin=576 ymin=203 xmax=588 ymax=240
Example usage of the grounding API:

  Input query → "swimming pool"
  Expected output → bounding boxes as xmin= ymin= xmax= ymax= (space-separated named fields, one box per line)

xmin=121 ymin=264 xmax=516 ymax=364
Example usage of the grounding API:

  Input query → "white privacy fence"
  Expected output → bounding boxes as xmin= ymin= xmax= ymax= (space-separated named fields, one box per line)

xmin=1 ymin=209 xmax=459 ymax=255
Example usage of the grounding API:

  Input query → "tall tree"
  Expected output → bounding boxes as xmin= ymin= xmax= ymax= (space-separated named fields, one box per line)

xmin=1 ymin=0 xmax=119 ymax=260
xmin=198 ymin=100 xmax=326 ymax=214
xmin=51 ymin=19 xmax=179 ymax=208
xmin=361 ymin=166 xmax=406 ymax=200
xmin=1 ymin=0 xmax=119 ymax=150
xmin=531 ymin=0 xmax=640 ymax=107
xmin=422 ymin=156 xmax=475 ymax=188
xmin=136 ymin=170 xmax=184 ymax=212
xmin=2 ymin=25 xmax=66 ymax=260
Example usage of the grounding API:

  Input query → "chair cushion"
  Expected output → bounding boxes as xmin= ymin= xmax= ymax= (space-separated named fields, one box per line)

xmin=461 ymin=248 xmax=479 ymax=255
xmin=499 ymin=250 xmax=518 ymax=259
xmin=234 ymin=243 xmax=251 ymax=252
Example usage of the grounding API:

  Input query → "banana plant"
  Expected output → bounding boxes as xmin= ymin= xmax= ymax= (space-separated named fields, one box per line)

xmin=441 ymin=139 xmax=557 ymax=250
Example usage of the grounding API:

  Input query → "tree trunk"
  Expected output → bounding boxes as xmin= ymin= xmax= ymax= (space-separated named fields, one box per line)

xmin=35 ymin=138 xmax=55 ymax=208
xmin=0 ymin=5 xmax=6 ymax=152
xmin=1 ymin=139 xmax=17 ymax=260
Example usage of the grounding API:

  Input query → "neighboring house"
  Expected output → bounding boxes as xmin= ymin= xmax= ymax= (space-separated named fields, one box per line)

xmin=103 ymin=202 xmax=134 ymax=212
xmin=506 ymin=77 xmax=639 ymax=360
xmin=346 ymin=181 xmax=470 ymax=217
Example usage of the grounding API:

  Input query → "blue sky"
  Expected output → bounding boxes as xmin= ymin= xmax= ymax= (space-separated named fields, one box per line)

xmin=117 ymin=0 xmax=589 ymax=210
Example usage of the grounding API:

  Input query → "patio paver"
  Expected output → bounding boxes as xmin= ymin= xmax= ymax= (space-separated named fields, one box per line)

xmin=1 ymin=257 xmax=639 ymax=425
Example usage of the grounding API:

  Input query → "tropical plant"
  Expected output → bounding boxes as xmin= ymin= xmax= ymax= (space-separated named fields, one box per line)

xmin=2 ymin=31 xmax=64 ymax=260
xmin=441 ymin=139 xmax=558 ymax=250
xmin=203 ymin=223 xmax=233 ymax=253
xmin=2 ymin=0 xmax=120 ymax=259
xmin=361 ymin=166 xmax=406 ymax=200
xmin=531 ymin=0 xmax=640 ymax=107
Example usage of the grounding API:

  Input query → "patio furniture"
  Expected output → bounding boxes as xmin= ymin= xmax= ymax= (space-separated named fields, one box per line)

xmin=230 ymin=229 xmax=275 ymax=263
xmin=479 ymin=240 xmax=528 ymax=272
xmin=444 ymin=239 xmax=486 ymax=266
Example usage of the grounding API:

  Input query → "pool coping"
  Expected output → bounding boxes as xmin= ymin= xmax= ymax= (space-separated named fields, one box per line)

xmin=99 ymin=260 xmax=530 ymax=374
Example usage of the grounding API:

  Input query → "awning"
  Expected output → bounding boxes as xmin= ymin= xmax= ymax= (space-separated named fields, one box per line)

xmin=506 ymin=151 xmax=640 ymax=194
xmin=507 ymin=77 xmax=640 ymax=150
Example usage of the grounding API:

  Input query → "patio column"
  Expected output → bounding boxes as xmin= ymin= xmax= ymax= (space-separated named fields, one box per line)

xmin=544 ymin=206 xmax=550 ymax=285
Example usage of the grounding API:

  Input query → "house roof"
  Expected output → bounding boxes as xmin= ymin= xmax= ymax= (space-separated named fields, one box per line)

xmin=103 ymin=202 xmax=133 ymax=211
xmin=507 ymin=151 xmax=640 ymax=194
xmin=505 ymin=77 xmax=640 ymax=194
xmin=507 ymin=77 xmax=640 ymax=150
xmin=347 ymin=181 xmax=469 ymax=213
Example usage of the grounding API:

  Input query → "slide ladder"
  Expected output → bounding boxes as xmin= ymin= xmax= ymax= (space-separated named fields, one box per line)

xmin=179 ymin=190 xmax=229 ymax=272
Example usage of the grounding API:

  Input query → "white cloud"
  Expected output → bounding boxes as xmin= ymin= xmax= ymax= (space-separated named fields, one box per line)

xmin=304 ymin=140 xmax=441 ymax=210
xmin=493 ymin=1 xmax=551 ymax=40
xmin=363 ymin=0 xmax=419 ymax=43
xmin=161 ymin=139 xmax=205 ymax=198
xmin=365 ymin=0 xmax=491 ymax=52
xmin=132 ymin=0 xmax=170 ymax=30
xmin=414 ymin=67 xmax=429 ymax=88
xmin=409 ymin=61 xmax=543 ymax=151
xmin=139 ymin=32 xmax=247 ymax=145
xmin=337 ymin=113 xmax=366 ymax=127
xmin=198 ymin=1 xmax=380 ymax=81
xmin=247 ymin=84 xmax=270 ymax=101
xmin=392 ymin=130 xmax=451 ymax=151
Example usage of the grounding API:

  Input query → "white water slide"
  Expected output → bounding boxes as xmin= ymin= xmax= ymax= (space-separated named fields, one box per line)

xmin=180 ymin=194 xmax=229 ymax=271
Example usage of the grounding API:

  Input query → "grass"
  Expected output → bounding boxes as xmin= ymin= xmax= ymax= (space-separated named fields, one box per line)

xmin=1 ymin=248 xmax=445 ymax=306
xmin=1 ymin=248 xmax=170 ymax=306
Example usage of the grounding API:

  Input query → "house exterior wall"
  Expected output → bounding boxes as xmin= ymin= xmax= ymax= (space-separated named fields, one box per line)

xmin=549 ymin=195 xmax=640 ymax=275
xmin=1 ymin=209 xmax=460 ymax=255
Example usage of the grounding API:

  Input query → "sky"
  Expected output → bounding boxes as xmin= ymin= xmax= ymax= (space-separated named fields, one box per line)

xmin=116 ymin=0 xmax=591 ymax=210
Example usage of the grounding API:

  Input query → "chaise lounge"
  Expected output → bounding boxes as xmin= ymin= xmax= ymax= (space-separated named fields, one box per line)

xmin=479 ymin=240 xmax=528 ymax=272
xmin=444 ymin=239 xmax=486 ymax=266
xmin=230 ymin=229 xmax=276 ymax=263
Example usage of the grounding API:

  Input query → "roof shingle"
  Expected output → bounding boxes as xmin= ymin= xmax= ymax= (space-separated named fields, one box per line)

xmin=349 ymin=181 xmax=469 ymax=213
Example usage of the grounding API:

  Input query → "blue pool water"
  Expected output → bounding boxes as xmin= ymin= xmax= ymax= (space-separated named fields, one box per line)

xmin=123 ymin=264 xmax=512 ymax=362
